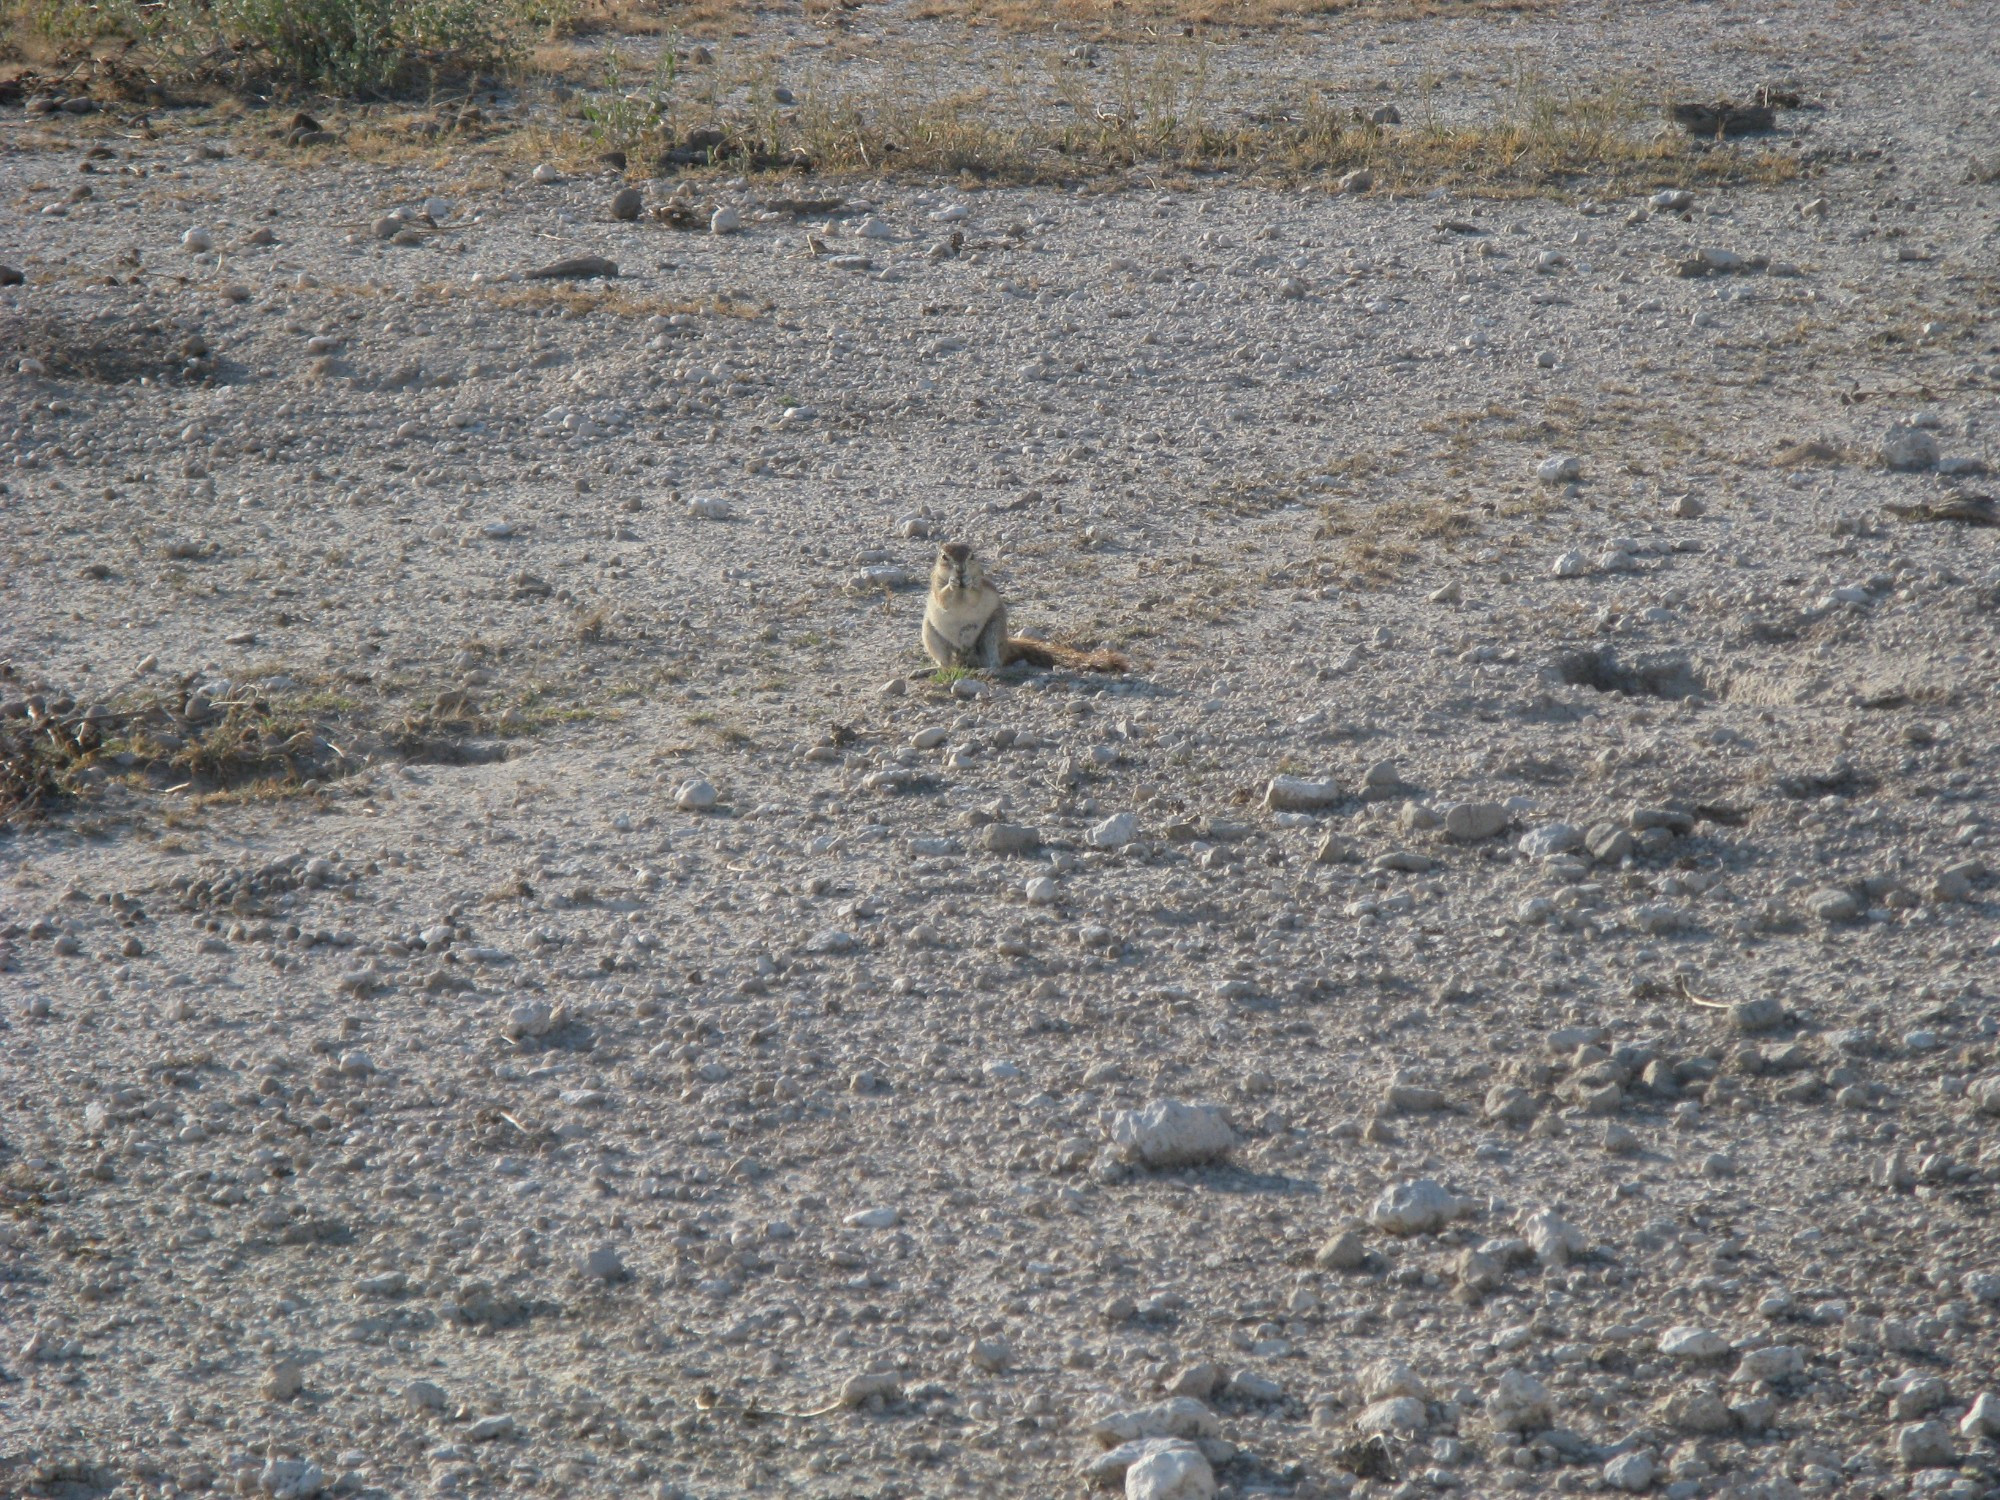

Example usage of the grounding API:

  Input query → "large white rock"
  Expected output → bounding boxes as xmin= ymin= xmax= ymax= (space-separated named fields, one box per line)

xmin=1487 ymin=1369 xmax=1554 ymax=1433
xmin=1659 ymin=1325 xmax=1730 ymax=1360
xmin=1108 ymin=1101 xmax=1235 ymax=1168
xmin=1961 ymin=1392 xmax=2000 ymax=1438
xmin=1361 ymin=1360 xmax=1430 ymax=1402
xmin=1602 ymin=1450 xmax=1657 ymax=1492
xmin=1897 ymin=1419 xmax=1956 ymax=1469
xmin=1366 ymin=1178 xmax=1462 ymax=1235
xmin=848 ymin=564 xmax=912 ymax=593
xmin=1087 ymin=812 xmax=1140 ymax=849
xmin=1521 ymin=1207 xmax=1586 ymax=1266
xmin=1264 ymin=775 xmax=1342 ymax=812
xmin=1355 ymin=1396 xmax=1428 ymax=1435
xmin=1082 ymin=1438 xmax=1192 ymax=1490
xmin=1125 ymin=1441 xmax=1216 ymax=1500
xmin=1224 ymin=1370 xmax=1284 ymax=1402
xmin=1443 ymin=801 xmax=1508 ymax=841
xmin=1659 ymin=1388 xmax=1733 ymax=1435
xmin=1731 ymin=1344 xmax=1805 ymax=1383
xmin=258 ymin=1459 xmax=325 ymax=1500
xmin=1090 ymin=1397 xmax=1221 ymax=1447
xmin=1881 ymin=424 xmax=1939 ymax=472
xmin=839 ymin=1371 xmax=901 ymax=1407
xmin=1519 ymin=822 xmax=1584 ymax=858
xmin=262 ymin=1359 xmax=304 ymax=1400
xmin=966 ymin=1335 xmax=1011 ymax=1372
xmin=507 ymin=1001 xmax=555 ymax=1038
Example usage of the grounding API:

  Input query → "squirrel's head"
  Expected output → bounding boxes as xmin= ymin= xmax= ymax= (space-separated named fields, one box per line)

xmin=933 ymin=541 xmax=984 ymax=594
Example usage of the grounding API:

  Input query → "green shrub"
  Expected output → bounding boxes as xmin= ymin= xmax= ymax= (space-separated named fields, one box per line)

xmin=579 ymin=44 xmax=682 ymax=153
xmin=215 ymin=0 xmax=515 ymax=92
xmin=10 ymin=0 xmax=147 ymax=46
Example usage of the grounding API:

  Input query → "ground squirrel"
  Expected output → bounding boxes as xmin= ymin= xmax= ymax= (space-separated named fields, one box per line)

xmin=921 ymin=542 xmax=1128 ymax=673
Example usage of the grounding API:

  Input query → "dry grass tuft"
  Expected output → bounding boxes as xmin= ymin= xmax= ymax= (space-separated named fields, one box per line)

xmin=470 ymin=282 xmax=767 ymax=319
xmin=1313 ymin=493 xmax=1478 ymax=586
xmin=0 ymin=709 xmax=91 ymax=822
xmin=1771 ymin=437 xmax=1848 ymax=467
xmin=548 ymin=0 xmax=684 ymax=37
xmin=0 ymin=662 xmax=624 ymax=822
xmin=0 ymin=691 xmax=339 ymax=822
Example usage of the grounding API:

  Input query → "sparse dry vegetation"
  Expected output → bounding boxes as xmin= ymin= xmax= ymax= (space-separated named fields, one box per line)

xmin=3 ymin=0 xmax=1805 ymax=196
xmin=553 ymin=58 xmax=1804 ymax=190
xmin=0 ymin=687 xmax=338 ymax=821
xmin=1312 ymin=493 xmax=1476 ymax=585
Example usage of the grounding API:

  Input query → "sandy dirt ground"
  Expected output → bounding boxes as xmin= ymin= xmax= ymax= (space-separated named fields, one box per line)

xmin=3 ymin=1 xmax=2000 ymax=1497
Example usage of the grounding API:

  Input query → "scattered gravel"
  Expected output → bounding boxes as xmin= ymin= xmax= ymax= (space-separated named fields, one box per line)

xmin=4 ymin=3 xmax=2000 ymax=1498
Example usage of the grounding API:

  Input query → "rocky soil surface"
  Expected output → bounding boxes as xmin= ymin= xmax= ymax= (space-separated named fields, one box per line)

xmin=3 ymin=1 xmax=2000 ymax=1498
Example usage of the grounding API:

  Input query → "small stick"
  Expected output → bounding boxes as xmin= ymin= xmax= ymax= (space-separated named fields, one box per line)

xmin=1674 ymin=974 xmax=1730 ymax=1010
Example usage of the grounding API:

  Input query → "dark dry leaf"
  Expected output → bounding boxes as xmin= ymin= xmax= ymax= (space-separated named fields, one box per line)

xmin=1885 ymin=495 xmax=1998 ymax=526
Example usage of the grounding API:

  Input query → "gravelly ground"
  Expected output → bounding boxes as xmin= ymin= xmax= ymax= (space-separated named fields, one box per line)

xmin=3 ymin=2 xmax=2000 ymax=1498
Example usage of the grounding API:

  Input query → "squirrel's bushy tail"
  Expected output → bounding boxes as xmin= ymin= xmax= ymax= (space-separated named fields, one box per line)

xmin=1004 ymin=637 xmax=1129 ymax=674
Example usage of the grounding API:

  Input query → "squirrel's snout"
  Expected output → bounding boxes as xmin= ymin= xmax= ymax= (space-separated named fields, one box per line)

xmin=935 ymin=541 xmax=977 ymax=593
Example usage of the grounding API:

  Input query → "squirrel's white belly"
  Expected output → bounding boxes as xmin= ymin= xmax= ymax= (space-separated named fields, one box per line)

xmin=925 ymin=588 xmax=999 ymax=648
